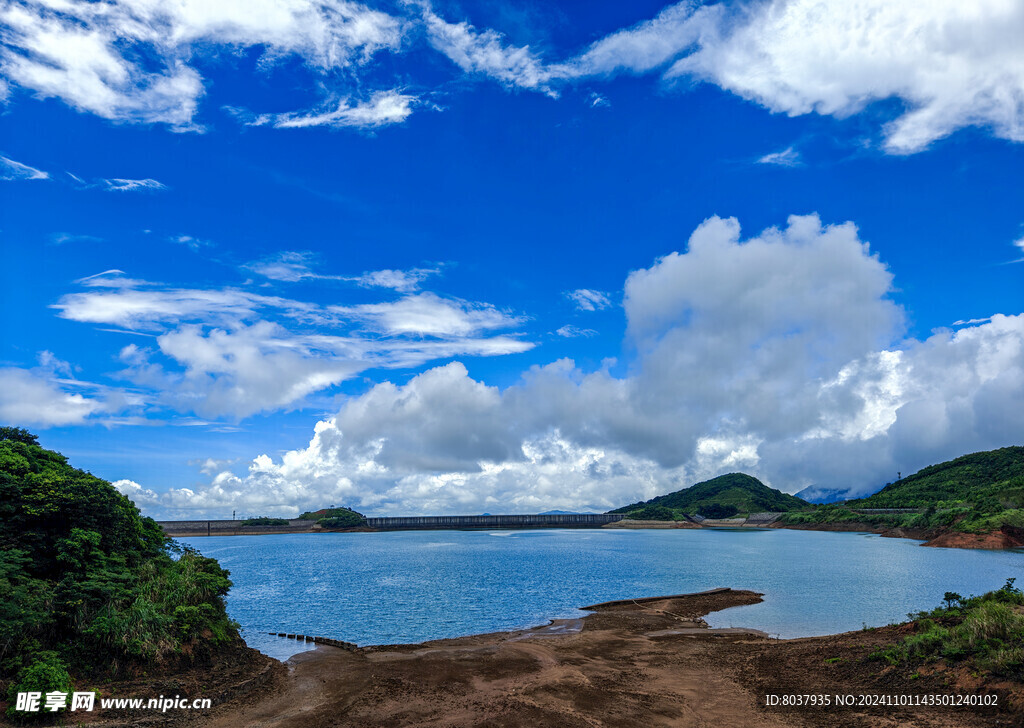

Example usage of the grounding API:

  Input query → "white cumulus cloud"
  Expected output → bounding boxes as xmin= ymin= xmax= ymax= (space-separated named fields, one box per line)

xmin=563 ymin=0 xmax=1024 ymax=154
xmin=121 ymin=213 xmax=1022 ymax=519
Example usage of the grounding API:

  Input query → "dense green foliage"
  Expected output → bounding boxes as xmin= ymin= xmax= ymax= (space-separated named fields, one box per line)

xmin=0 ymin=437 xmax=239 ymax=719
xmin=780 ymin=447 xmax=1024 ymax=534
xmin=0 ymin=429 xmax=39 ymax=447
xmin=869 ymin=579 xmax=1024 ymax=680
xmin=299 ymin=507 xmax=367 ymax=528
xmin=610 ymin=473 xmax=808 ymax=520
xmin=241 ymin=517 xmax=289 ymax=526
xmin=853 ymin=447 xmax=1024 ymax=509
xmin=697 ymin=503 xmax=739 ymax=519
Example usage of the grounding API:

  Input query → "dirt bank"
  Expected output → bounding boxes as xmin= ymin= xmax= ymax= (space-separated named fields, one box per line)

xmin=194 ymin=589 xmax=1020 ymax=728
xmin=773 ymin=521 xmax=1024 ymax=550
xmin=602 ymin=518 xmax=700 ymax=529
xmin=923 ymin=525 xmax=1024 ymax=549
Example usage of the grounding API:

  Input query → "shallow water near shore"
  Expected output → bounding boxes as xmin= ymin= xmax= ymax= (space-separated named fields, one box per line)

xmin=180 ymin=528 xmax=1024 ymax=660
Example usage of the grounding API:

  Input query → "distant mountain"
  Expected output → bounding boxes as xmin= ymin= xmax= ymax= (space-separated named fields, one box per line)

xmin=610 ymin=473 xmax=809 ymax=521
xmin=540 ymin=510 xmax=582 ymax=515
xmin=850 ymin=446 xmax=1024 ymax=510
xmin=795 ymin=486 xmax=853 ymax=504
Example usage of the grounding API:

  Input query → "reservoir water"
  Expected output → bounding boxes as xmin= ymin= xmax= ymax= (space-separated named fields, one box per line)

xmin=181 ymin=528 xmax=1024 ymax=660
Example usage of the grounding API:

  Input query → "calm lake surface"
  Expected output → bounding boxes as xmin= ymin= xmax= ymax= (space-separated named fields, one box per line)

xmin=181 ymin=528 xmax=1024 ymax=660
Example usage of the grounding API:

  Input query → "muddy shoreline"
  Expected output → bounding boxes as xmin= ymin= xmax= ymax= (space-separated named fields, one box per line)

xmin=183 ymin=588 xmax=1021 ymax=728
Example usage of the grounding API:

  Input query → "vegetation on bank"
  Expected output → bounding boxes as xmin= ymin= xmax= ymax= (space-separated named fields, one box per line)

xmin=241 ymin=517 xmax=289 ymax=526
xmin=869 ymin=579 xmax=1024 ymax=680
xmin=778 ymin=447 xmax=1024 ymax=535
xmin=298 ymin=506 xmax=367 ymax=529
xmin=609 ymin=473 xmax=808 ymax=521
xmin=0 ymin=430 xmax=239 ymax=721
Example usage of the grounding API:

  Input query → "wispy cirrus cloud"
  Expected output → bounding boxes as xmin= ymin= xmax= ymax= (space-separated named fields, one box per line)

xmin=348 ymin=267 xmax=439 ymax=292
xmin=245 ymin=252 xmax=440 ymax=291
xmin=757 ymin=146 xmax=802 ymax=167
xmin=237 ymin=90 xmax=416 ymax=130
xmin=51 ymin=232 xmax=103 ymax=245
xmin=0 ymin=154 xmax=49 ymax=180
xmin=417 ymin=2 xmax=555 ymax=95
xmin=566 ymin=289 xmax=612 ymax=312
xmin=50 ymin=273 xmax=532 ymax=419
xmin=1010 ymin=235 xmax=1024 ymax=263
xmin=244 ymin=252 xmax=326 ymax=283
xmin=99 ymin=178 xmax=167 ymax=192
xmin=555 ymin=325 xmax=597 ymax=338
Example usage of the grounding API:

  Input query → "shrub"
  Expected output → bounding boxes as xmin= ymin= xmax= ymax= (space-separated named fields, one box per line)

xmin=317 ymin=511 xmax=367 ymax=529
xmin=6 ymin=652 xmax=72 ymax=720
xmin=870 ymin=579 xmax=1024 ymax=679
xmin=241 ymin=517 xmax=288 ymax=526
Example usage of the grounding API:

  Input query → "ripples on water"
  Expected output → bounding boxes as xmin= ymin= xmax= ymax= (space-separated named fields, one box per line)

xmin=180 ymin=528 xmax=1024 ymax=660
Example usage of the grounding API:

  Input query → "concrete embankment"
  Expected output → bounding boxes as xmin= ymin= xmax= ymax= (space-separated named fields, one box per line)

xmin=158 ymin=519 xmax=317 ymax=537
xmin=159 ymin=513 xmax=627 ymax=537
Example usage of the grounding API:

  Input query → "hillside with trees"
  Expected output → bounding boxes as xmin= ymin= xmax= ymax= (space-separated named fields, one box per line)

xmin=609 ymin=473 xmax=808 ymax=521
xmin=0 ymin=429 xmax=249 ymax=720
xmin=779 ymin=447 xmax=1024 ymax=546
xmin=298 ymin=506 xmax=367 ymax=529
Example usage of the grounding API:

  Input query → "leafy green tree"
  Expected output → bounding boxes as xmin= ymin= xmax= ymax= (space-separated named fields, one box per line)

xmin=0 ymin=428 xmax=38 ymax=446
xmin=697 ymin=503 xmax=740 ymax=519
xmin=0 ymin=437 xmax=240 ymax=693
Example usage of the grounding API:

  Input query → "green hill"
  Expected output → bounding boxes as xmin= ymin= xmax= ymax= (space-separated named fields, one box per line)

xmin=0 ymin=428 xmax=241 ymax=719
xmin=851 ymin=446 xmax=1024 ymax=510
xmin=782 ymin=446 xmax=1024 ymax=536
xmin=299 ymin=506 xmax=367 ymax=528
xmin=609 ymin=473 xmax=809 ymax=520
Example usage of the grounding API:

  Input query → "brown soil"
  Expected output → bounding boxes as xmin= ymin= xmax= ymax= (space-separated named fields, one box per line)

xmin=771 ymin=521 xmax=932 ymax=541
xmin=186 ymin=589 xmax=1022 ymax=728
xmin=602 ymin=519 xmax=700 ymax=529
xmin=0 ymin=643 xmax=282 ymax=728
xmin=773 ymin=521 xmax=1024 ymax=550
xmin=923 ymin=528 xmax=1024 ymax=549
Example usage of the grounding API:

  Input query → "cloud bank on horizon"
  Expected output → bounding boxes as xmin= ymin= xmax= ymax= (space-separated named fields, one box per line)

xmin=1 ymin=0 xmax=1022 ymax=152
xmin=100 ymin=215 xmax=1024 ymax=517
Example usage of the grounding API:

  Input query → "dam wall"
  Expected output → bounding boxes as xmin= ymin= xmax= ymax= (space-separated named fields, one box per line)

xmin=364 ymin=514 xmax=626 ymax=530
xmin=158 ymin=519 xmax=315 ymax=537
xmin=158 ymin=513 xmax=626 ymax=536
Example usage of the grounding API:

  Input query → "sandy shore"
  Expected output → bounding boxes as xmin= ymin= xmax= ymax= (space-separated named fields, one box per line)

xmin=192 ymin=589 xmax=1021 ymax=728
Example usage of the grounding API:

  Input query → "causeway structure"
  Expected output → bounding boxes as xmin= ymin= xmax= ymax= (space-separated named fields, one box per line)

xmin=158 ymin=513 xmax=627 ymax=536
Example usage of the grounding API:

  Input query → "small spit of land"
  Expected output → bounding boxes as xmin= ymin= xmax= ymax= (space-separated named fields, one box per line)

xmin=191 ymin=588 xmax=1022 ymax=728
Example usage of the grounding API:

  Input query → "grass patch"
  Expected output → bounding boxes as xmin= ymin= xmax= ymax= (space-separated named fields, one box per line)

xmin=868 ymin=579 xmax=1024 ymax=680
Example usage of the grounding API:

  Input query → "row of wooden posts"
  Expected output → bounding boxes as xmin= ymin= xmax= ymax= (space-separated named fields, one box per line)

xmin=270 ymin=632 xmax=359 ymax=650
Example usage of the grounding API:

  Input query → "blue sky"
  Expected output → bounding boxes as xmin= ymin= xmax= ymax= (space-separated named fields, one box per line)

xmin=1 ymin=0 xmax=1023 ymax=517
